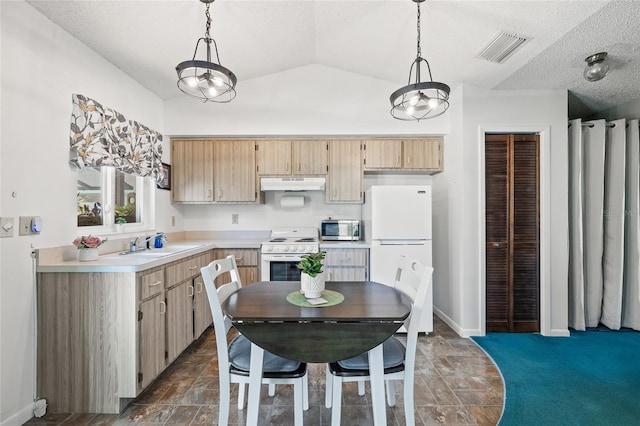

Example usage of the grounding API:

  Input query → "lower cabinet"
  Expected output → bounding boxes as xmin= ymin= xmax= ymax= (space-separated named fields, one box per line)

xmin=323 ymin=247 xmax=369 ymax=281
xmin=193 ymin=272 xmax=213 ymax=339
xmin=138 ymin=292 xmax=166 ymax=390
xmin=36 ymin=249 xmax=215 ymax=414
xmin=166 ymin=280 xmax=195 ymax=364
xmin=213 ymin=248 xmax=260 ymax=286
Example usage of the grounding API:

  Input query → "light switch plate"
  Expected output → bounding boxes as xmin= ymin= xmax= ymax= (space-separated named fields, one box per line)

xmin=19 ymin=216 xmax=41 ymax=236
xmin=0 ymin=217 xmax=15 ymax=237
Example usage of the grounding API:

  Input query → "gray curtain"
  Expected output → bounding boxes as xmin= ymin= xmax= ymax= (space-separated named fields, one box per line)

xmin=568 ymin=118 xmax=640 ymax=331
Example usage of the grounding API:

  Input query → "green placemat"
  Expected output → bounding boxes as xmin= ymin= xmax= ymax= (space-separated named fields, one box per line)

xmin=286 ymin=289 xmax=344 ymax=308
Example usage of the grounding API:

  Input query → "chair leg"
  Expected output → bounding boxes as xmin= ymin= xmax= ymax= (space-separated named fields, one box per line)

xmin=358 ymin=380 xmax=365 ymax=396
xmin=330 ymin=375 xmax=343 ymax=426
xmin=303 ymin=373 xmax=309 ymax=410
xmin=237 ymin=382 xmax=246 ymax=410
xmin=294 ymin=378 xmax=303 ymax=426
xmin=325 ymin=364 xmax=333 ymax=408
xmin=219 ymin=377 xmax=231 ymax=426
xmin=385 ymin=379 xmax=396 ymax=407
xmin=403 ymin=376 xmax=415 ymax=426
xmin=268 ymin=383 xmax=276 ymax=397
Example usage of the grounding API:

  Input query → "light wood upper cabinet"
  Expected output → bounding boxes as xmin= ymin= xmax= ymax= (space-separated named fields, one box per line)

xmin=403 ymin=137 xmax=443 ymax=171
xmin=213 ymin=140 xmax=257 ymax=202
xmin=171 ymin=139 xmax=214 ymax=203
xmin=257 ymin=140 xmax=328 ymax=176
xmin=364 ymin=137 xmax=443 ymax=172
xmin=364 ymin=139 xmax=402 ymax=169
xmin=327 ymin=140 xmax=363 ymax=203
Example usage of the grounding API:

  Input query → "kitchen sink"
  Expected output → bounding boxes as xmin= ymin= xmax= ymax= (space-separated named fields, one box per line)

xmin=117 ymin=244 xmax=205 ymax=257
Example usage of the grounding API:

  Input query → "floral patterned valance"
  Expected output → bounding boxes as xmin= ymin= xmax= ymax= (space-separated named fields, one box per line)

xmin=69 ymin=94 xmax=164 ymax=182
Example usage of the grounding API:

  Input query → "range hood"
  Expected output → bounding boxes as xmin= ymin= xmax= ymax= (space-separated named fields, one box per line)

xmin=260 ymin=177 xmax=326 ymax=192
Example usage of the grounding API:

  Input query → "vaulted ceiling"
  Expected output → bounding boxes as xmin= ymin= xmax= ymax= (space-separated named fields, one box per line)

xmin=26 ymin=0 xmax=640 ymax=118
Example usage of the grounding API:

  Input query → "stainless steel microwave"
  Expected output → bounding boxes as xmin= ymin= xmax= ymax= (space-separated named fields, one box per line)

xmin=321 ymin=219 xmax=361 ymax=241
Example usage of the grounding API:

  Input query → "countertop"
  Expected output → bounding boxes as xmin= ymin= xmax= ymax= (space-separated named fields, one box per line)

xmin=320 ymin=241 xmax=370 ymax=249
xmin=36 ymin=236 xmax=371 ymax=274
xmin=36 ymin=238 xmax=264 ymax=273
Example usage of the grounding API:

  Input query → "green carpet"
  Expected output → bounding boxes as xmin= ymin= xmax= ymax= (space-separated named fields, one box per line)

xmin=471 ymin=330 xmax=640 ymax=426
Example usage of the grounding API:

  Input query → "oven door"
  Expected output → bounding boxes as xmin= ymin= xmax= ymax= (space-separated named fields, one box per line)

xmin=260 ymin=254 xmax=303 ymax=282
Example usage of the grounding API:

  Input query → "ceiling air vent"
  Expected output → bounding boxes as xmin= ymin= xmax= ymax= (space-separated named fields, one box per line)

xmin=478 ymin=31 xmax=530 ymax=64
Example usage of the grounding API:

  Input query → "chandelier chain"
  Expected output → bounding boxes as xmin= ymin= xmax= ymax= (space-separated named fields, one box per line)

xmin=416 ymin=1 xmax=421 ymax=59
xmin=205 ymin=3 xmax=212 ymax=40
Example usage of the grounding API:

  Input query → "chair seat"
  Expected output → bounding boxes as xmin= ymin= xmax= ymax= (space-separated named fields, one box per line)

xmin=336 ymin=336 xmax=405 ymax=370
xmin=229 ymin=334 xmax=302 ymax=373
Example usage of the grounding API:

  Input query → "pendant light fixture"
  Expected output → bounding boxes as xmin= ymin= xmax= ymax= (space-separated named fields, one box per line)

xmin=390 ymin=0 xmax=450 ymax=121
xmin=583 ymin=52 xmax=609 ymax=82
xmin=176 ymin=0 xmax=236 ymax=102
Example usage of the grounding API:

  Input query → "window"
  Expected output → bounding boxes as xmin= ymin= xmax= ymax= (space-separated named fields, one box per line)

xmin=77 ymin=167 xmax=155 ymax=234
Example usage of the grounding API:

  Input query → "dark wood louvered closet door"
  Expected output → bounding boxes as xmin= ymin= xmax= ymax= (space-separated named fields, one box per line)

xmin=485 ymin=134 xmax=540 ymax=332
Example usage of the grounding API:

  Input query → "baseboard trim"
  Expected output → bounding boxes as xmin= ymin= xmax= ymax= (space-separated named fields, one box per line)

xmin=434 ymin=308 xmax=482 ymax=337
xmin=1 ymin=401 xmax=36 ymax=426
xmin=546 ymin=328 xmax=571 ymax=337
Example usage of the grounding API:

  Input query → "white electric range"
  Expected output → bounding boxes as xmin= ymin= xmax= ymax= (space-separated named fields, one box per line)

xmin=260 ymin=227 xmax=320 ymax=281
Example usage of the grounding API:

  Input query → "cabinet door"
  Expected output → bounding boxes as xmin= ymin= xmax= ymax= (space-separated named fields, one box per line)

xmin=403 ymin=138 xmax=443 ymax=171
xmin=364 ymin=139 xmax=402 ymax=169
xmin=256 ymin=140 xmax=291 ymax=175
xmin=292 ymin=140 xmax=328 ymax=175
xmin=324 ymin=248 xmax=368 ymax=282
xmin=166 ymin=281 xmax=194 ymax=363
xmin=327 ymin=140 xmax=363 ymax=203
xmin=213 ymin=140 xmax=257 ymax=202
xmin=139 ymin=293 xmax=165 ymax=390
xmin=213 ymin=249 xmax=259 ymax=286
xmin=193 ymin=274 xmax=213 ymax=339
xmin=171 ymin=139 xmax=214 ymax=203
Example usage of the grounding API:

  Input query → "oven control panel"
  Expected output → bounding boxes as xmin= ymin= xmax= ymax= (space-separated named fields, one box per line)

xmin=261 ymin=244 xmax=318 ymax=254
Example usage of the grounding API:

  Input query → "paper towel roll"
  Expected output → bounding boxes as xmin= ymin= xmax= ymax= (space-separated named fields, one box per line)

xmin=280 ymin=195 xmax=304 ymax=208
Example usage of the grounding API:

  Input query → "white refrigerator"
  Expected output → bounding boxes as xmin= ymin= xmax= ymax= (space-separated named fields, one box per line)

xmin=363 ymin=185 xmax=433 ymax=333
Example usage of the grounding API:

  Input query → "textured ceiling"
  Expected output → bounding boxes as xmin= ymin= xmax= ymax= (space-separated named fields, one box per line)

xmin=25 ymin=0 xmax=640 ymax=118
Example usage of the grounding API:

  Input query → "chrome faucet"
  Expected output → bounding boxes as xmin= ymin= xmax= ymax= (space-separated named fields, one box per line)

xmin=129 ymin=237 xmax=139 ymax=252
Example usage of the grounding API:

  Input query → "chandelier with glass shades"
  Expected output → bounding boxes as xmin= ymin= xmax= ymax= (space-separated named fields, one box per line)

xmin=390 ymin=0 xmax=450 ymax=121
xmin=176 ymin=0 xmax=237 ymax=102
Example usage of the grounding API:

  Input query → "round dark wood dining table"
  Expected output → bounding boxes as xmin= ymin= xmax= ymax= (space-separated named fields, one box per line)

xmin=222 ymin=280 xmax=412 ymax=426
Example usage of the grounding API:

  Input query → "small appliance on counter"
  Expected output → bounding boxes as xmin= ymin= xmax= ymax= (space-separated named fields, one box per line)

xmin=320 ymin=219 xmax=361 ymax=241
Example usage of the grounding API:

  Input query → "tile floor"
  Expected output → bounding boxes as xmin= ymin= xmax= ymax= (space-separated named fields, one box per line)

xmin=25 ymin=316 xmax=503 ymax=425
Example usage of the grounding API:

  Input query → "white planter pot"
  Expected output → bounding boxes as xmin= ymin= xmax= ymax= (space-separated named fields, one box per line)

xmin=78 ymin=248 xmax=99 ymax=262
xmin=301 ymin=271 xmax=325 ymax=298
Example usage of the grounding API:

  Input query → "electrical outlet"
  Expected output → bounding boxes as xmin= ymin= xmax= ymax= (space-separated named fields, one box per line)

xmin=232 ymin=214 xmax=239 ymax=224
xmin=0 ymin=217 xmax=15 ymax=238
xmin=171 ymin=216 xmax=176 ymax=226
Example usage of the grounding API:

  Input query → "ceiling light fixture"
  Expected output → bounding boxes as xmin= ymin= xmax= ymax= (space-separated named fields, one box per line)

xmin=390 ymin=0 xmax=450 ymax=121
xmin=583 ymin=52 xmax=609 ymax=82
xmin=176 ymin=0 xmax=236 ymax=102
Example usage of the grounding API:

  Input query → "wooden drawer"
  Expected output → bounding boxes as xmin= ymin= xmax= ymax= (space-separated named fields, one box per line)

xmin=213 ymin=248 xmax=258 ymax=266
xmin=139 ymin=268 xmax=164 ymax=300
xmin=324 ymin=248 xmax=368 ymax=267
xmin=165 ymin=253 xmax=210 ymax=288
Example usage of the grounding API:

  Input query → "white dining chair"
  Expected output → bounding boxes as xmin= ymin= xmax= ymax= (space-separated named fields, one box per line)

xmin=324 ymin=255 xmax=434 ymax=426
xmin=201 ymin=255 xmax=309 ymax=426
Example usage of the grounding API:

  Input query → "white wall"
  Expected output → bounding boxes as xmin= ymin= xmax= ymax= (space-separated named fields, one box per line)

xmin=595 ymin=96 xmax=640 ymax=121
xmin=433 ymin=85 xmax=569 ymax=337
xmin=0 ymin=2 xmax=165 ymax=424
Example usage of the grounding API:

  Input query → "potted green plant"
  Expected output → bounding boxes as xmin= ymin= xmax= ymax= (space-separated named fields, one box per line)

xmin=297 ymin=251 xmax=326 ymax=298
